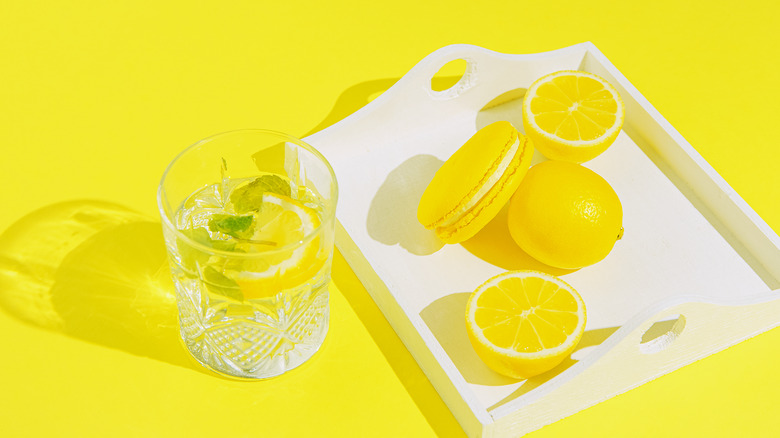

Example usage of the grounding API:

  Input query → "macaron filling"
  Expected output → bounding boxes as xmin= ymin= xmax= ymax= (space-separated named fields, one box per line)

xmin=436 ymin=136 xmax=520 ymax=229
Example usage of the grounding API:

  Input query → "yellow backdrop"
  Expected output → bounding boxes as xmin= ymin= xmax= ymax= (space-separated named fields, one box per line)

xmin=1 ymin=1 xmax=778 ymax=436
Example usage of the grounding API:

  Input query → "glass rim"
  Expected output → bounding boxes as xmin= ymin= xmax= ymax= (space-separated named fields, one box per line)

xmin=157 ymin=128 xmax=339 ymax=258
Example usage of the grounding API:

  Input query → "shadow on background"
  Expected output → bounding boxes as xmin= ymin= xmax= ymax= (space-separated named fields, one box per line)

xmin=304 ymin=78 xmax=398 ymax=137
xmin=0 ymin=200 xmax=198 ymax=371
xmin=332 ymin=251 xmax=466 ymax=437
xmin=304 ymin=75 xmax=465 ymax=138
xmin=316 ymin=76 xmax=468 ymax=437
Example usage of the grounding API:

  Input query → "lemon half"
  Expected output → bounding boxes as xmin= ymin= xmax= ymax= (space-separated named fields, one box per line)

xmin=523 ymin=70 xmax=625 ymax=163
xmin=465 ymin=270 xmax=586 ymax=379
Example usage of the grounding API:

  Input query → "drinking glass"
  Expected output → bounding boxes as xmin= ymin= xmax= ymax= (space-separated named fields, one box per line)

xmin=157 ymin=130 xmax=338 ymax=378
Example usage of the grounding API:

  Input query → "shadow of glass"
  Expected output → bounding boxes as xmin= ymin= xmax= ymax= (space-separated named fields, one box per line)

xmin=461 ymin=204 xmax=576 ymax=276
xmin=0 ymin=200 xmax=196 ymax=371
xmin=367 ymin=154 xmax=445 ymax=255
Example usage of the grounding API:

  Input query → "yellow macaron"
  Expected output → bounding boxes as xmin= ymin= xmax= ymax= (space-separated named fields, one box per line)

xmin=417 ymin=121 xmax=534 ymax=244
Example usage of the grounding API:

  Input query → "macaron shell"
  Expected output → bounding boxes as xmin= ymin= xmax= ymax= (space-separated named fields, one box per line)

xmin=417 ymin=121 xmax=519 ymax=230
xmin=435 ymin=135 xmax=534 ymax=243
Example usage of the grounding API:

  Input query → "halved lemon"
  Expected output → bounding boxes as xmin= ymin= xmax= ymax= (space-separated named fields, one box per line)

xmin=522 ymin=70 xmax=625 ymax=163
xmin=465 ymin=270 xmax=586 ymax=379
xmin=227 ymin=193 xmax=324 ymax=299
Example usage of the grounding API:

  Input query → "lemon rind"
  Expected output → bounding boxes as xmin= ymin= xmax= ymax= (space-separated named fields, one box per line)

xmin=465 ymin=270 xmax=586 ymax=359
xmin=523 ymin=70 xmax=625 ymax=147
xmin=227 ymin=193 xmax=322 ymax=284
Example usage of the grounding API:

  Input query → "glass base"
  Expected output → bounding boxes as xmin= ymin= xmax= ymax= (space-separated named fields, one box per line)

xmin=183 ymin=318 xmax=328 ymax=379
xmin=178 ymin=286 xmax=329 ymax=379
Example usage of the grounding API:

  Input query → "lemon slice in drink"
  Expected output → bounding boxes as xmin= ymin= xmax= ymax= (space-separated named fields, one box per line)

xmin=227 ymin=192 xmax=323 ymax=299
xmin=522 ymin=70 xmax=625 ymax=163
xmin=465 ymin=271 xmax=586 ymax=379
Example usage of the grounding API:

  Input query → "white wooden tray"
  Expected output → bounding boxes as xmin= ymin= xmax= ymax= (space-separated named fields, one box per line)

xmin=303 ymin=43 xmax=780 ymax=437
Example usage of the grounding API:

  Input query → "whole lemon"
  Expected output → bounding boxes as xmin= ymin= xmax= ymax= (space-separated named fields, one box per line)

xmin=507 ymin=161 xmax=623 ymax=269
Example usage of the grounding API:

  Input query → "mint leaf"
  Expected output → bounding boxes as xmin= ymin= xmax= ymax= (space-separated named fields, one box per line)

xmin=177 ymin=227 xmax=211 ymax=271
xmin=202 ymin=266 xmax=243 ymax=301
xmin=180 ymin=227 xmax=212 ymax=245
xmin=179 ymin=227 xmax=236 ymax=251
xmin=210 ymin=239 xmax=237 ymax=252
xmin=230 ymin=175 xmax=291 ymax=213
xmin=177 ymin=227 xmax=236 ymax=271
xmin=208 ymin=214 xmax=254 ymax=239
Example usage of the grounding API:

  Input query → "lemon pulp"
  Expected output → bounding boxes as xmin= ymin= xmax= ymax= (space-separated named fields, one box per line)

xmin=523 ymin=70 xmax=625 ymax=163
xmin=466 ymin=270 xmax=586 ymax=379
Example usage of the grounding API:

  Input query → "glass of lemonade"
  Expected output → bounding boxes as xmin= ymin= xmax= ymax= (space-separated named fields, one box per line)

xmin=157 ymin=130 xmax=338 ymax=379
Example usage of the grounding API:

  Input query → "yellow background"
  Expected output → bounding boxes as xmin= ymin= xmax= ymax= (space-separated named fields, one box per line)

xmin=1 ymin=1 xmax=779 ymax=436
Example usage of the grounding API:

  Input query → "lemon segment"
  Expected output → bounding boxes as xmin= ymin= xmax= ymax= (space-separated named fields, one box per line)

xmin=465 ymin=271 xmax=586 ymax=379
xmin=226 ymin=193 xmax=324 ymax=299
xmin=523 ymin=70 xmax=625 ymax=163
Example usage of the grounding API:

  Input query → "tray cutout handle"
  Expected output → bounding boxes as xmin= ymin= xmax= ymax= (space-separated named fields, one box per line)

xmin=493 ymin=293 xmax=780 ymax=434
xmin=428 ymin=57 xmax=477 ymax=100
xmin=638 ymin=313 xmax=686 ymax=354
xmin=430 ymin=58 xmax=468 ymax=92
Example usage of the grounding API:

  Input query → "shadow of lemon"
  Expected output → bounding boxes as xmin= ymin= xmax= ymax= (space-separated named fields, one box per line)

xmin=420 ymin=289 xmax=619 ymax=407
xmin=461 ymin=204 xmax=576 ymax=276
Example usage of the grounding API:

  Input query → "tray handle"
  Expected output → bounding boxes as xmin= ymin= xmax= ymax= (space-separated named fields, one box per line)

xmin=493 ymin=292 xmax=780 ymax=427
xmin=394 ymin=43 xmax=592 ymax=107
xmin=306 ymin=44 xmax=594 ymax=149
